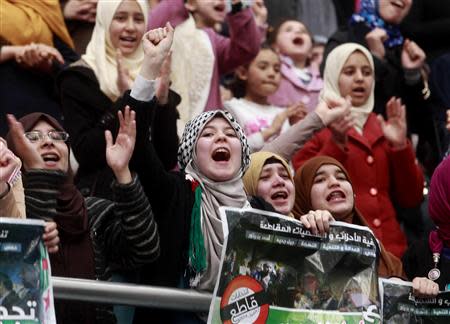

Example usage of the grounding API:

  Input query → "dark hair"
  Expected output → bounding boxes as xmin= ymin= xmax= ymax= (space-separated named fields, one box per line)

xmin=227 ymin=43 xmax=279 ymax=98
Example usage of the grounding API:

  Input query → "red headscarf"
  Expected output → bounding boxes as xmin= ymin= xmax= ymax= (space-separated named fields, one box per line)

xmin=428 ymin=157 xmax=450 ymax=248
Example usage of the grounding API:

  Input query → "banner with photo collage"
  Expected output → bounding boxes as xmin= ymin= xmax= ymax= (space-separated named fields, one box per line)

xmin=208 ymin=207 xmax=381 ymax=324
xmin=0 ymin=218 xmax=55 ymax=324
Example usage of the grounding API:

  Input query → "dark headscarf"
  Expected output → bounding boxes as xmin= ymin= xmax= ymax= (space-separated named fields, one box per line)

xmin=428 ymin=157 xmax=450 ymax=248
xmin=7 ymin=113 xmax=95 ymax=280
xmin=293 ymin=156 xmax=404 ymax=278
xmin=350 ymin=0 xmax=403 ymax=48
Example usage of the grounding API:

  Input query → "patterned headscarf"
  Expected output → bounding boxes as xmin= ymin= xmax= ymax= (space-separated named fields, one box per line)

xmin=178 ymin=110 xmax=250 ymax=292
xmin=178 ymin=110 xmax=250 ymax=173
xmin=350 ymin=0 xmax=403 ymax=48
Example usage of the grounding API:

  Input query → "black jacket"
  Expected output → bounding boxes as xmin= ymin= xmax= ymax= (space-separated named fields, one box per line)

xmin=58 ymin=65 xmax=180 ymax=199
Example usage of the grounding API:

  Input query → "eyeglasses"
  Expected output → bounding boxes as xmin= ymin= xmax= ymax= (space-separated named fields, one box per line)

xmin=24 ymin=131 xmax=69 ymax=143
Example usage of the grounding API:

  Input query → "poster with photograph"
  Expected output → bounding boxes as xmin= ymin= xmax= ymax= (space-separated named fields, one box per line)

xmin=380 ymin=278 xmax=450 ymax=324
xmin=208 ymin=207 xmax=381 ymax=324
xmin=0 ymin=218 xmax=55 ymax=324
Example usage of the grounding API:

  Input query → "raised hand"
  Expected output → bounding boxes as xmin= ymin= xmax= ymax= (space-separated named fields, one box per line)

xmin=140 ymin=22 xmax=175 ymax=80
xmin=0 ymin=140 xmax=21 ymax=184
xmin=315 ymin=96 xmax=352 ymax=126
xmin=365 ymin=27 xmax=388 ymax=60
xmin=377 ymin=97 xmax=407 ymax=148
xmin=6 ymin=114 xmax=44 ymax=170
xmin=155 ymin=51 xmax=172 ymax=105
xmin=326 ymin=97 xmax=354 ymax=147
xmin=116 ymin=49 xmax=133 ymax=94
xmin=105 ymin=106 xmax=136 ymax=184
xmin=299 ymin=210 xmax=335 ymax=235
xmin=401 ymin=39 xmax=426 ymax=70
xmin=63 ymin=0 xmax=97 ymax=23
xmin=251 ymin=0 xmax=268 ymax=27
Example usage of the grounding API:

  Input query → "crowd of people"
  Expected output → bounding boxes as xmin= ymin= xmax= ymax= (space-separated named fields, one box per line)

xmin=1 ymin=0 xmax=449 ymax=323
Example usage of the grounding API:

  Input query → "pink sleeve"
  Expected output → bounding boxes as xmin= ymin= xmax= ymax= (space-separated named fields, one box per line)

xmin=213 ymin=8 xmax=261 ymax=75
xmin=148 ymin=0 xmax=189 ymax=29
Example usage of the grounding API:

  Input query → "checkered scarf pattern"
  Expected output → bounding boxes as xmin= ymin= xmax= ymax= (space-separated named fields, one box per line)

xmin=177 ymin=110 xmax=250 ymax=173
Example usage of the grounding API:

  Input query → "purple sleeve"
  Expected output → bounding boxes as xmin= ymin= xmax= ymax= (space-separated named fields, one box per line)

xmin=213 ymin=8 xmax=261 ymax=74
xmin=148 ymin=0 xmax=189 ymax=29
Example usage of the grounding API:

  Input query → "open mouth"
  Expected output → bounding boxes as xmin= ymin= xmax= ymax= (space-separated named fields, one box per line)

xmin=213 ymin=3 xmax=226 ymax=13
xmin=119 ymin=36 xmax=137 ymax=44
xmin=326 ymin=190 xmax=346 ymax=202
xmin=41 ymin=152 xmax=60 ymax=164
xmin=271 ymin=191 xmax=288 ymax=201
xmin=352 ymin=87 xmax=366 ymax=95
xmin=212 ymin=147 xmax=230 ymax=162
xmin=292 ymin=36 xmax=304 ymax=46
xmin=390 ymin=0 xmax=405 ymax=9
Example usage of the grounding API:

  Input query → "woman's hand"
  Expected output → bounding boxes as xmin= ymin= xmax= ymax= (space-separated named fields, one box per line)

xmin=262 ymin=110 xmax=289 ymax=140
xmin=140 ymin=22 xmax=174 ymax=80
xmin=299 ymin=210 xmax=335 ymax=235
xmin=251 ymin=0 xmax=268 ymax=28
xmin=15 ymin=43 xmax=64 ymax=72
xmin=412 ymin=277 xmax=439 ymax=298
xmin=287 ymin=102 xmax=308 ymax=125
xmin=43 ymin=221 xmax=59 ymax=254
xmin=315 ymin=96 xmax=352 ymax=126
xmin=6 ymin=114 xmax=44 ymax=170
xmin=105 ymin=106 xmax=136 ymax=184
xmin=63 ymin=0 xmax=97 ymax=23
xmin=0 ymin=140 xmax=21 ymax=184
xmin=116 ymin=49 xmax=133 ymax=94
xmin=365 ymin=28 xmax=388 ymax=60
xmin=401 ymin=39 xmax=426 ymax=70
xmin=446 ymin=110 xmax=450 ymax=131
xmin=377 ymin=97 xmax=407 ymax=148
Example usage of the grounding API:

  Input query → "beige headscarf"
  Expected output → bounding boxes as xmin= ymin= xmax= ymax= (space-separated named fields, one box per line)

xmin=320 ymin=43 xmax=375 ymax=134
xmin=82 ymin=0 xmax=149 ymax=101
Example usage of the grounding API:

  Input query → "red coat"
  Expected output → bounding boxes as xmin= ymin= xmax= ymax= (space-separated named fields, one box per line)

xmin=292 ymin=113 xmax=424 ymax=258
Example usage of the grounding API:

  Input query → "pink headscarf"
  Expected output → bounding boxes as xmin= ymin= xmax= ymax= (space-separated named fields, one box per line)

xmin=428 ymin=157 xmax=450 ymax=248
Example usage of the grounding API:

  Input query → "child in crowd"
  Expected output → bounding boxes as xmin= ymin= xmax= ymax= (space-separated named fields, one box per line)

xmin=294 ymin=156 xmax=438 ymax=295
xmin=147 ymin=0 xmax=263 ymax=133
xmin=403 ymin=156 xmax=450 ymax=292
xmin=6 ymin=109 xmax=160 ymax=324
xmin=224 ymin=44 xmax=306 ymax=152
xmin=58 ymin=0 xmax=179 ymax=199
xmin=268 ymin=19 xmax=323 ymax=113
xmin=292 ymin=43 xmax=424 ymax=258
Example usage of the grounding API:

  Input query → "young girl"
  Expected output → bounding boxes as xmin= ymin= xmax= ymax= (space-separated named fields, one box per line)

xmin=7 ymin=110 xmax=159 ymax=324
xmin=58 ymin=0 xmax=179 ymax=199
xmin=268 ymin=19 xmax=323 ymax=113
xmin=294 ymin=156 xmax=437 ymax=295
xmin=147 ymin=0 xmax=263 ymax=133
xmin=224 ymin=45 xmax=305 ymax=152
xmin=403 ymin=156 xmax=450 ymax=292
xmin=292 ymin=43 xmax=424 ymax=258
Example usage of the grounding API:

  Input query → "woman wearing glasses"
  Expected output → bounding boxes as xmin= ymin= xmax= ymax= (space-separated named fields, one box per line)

xmin=6 ymin=109 xmax=160 ymax=324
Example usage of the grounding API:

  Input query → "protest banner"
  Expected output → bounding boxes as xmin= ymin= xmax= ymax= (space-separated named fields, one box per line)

xmin=208 ymin=207 xmax=381 ymax=324
xmin=380 ymin=278 xmax=450 ymax=324
xmin=0 ymin=218 xmax=55 ymax=324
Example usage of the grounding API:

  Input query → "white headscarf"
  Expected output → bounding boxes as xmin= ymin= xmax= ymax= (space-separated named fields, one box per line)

xmin=82 ymin=0 xmax=149 ymax=101
xmin=320 ymin=43 xmax=375 ymax=134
